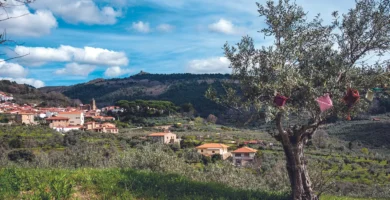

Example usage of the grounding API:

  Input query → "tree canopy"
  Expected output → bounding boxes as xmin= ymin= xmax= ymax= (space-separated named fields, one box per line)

xmin=208 ymin=0 xmax=390 ymax=124
xmin=206 ymin=0 xmax=390 ymax=199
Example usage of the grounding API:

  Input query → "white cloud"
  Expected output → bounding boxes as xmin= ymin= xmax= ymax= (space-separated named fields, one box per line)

xmin=14 ymin=45 xmax=129 ymax=67
xmin=104 ymin=66 xmax=133 ymax=77
xmin=0 ymin=1 xmax=57 ymax=37
xmin=29 ymin=0 xmax=121 ymax=25
xmin=208 ymin=18 xmax=237 ymax=35
xmin=0 ymin=61 xmax=28 ymax=78
xmin=157 ymin=24 xmax=175 ymax=32
xmin=187 ymin=57 xmax=231 ymax=74
xmin=0 ymin=77 xmax=45 ymax=88
xmin=55 ymin=63 xmax=96 ymax=76
xmin=131 ymin=21 xmax=151 ymax=33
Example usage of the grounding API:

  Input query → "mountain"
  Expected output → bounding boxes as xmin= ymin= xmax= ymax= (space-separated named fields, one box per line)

xmin=0 ymin=80 xmax=73 ymax=107
xmin=39 ymin=73 xmax=231 ymax=116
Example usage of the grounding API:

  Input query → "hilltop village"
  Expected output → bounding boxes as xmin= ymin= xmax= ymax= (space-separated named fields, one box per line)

xmin=0 ymin=91 xmax=265 ymax=167
xmin=0 ymin=93 xmax=121 ymax=134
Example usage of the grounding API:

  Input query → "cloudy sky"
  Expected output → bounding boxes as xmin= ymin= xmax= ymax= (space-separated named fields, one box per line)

xmin=0 ymin=0 xmax=355 ymax=87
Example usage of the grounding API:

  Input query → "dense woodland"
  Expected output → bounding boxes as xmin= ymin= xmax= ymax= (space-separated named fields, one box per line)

xmin=0 ymin=80 xmax=73 ymax=107
xmin=46 ymin=73 xmax=230 ymax=117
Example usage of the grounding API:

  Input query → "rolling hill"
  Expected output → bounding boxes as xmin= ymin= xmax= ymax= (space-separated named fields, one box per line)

xmin=0 ymin=80 xmax=73 ymax=107
xmin=39 ymin=73 xmax=231 ymax=116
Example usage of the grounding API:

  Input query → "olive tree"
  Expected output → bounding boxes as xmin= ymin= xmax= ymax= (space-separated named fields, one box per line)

xmin=206 ymin=0 xmax=390 ymax=199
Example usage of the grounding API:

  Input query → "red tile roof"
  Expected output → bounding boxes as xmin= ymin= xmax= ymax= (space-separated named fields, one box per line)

xmin=196 ymin=143 xmax=229 ymax=149
xmin=59 ymin=111 xmax=82 ymax=114
xmin=243 ymin=140 xmax=262 ymax=144
xmin=17 ymin=113 xmax=35 ymax=115
xmin=232 ymin=146 xmax=257 ymax=153
xmin=148 ymin=132 xmax=170 ymax=136
xmin=46 ymin=117 xmax=69 ymax=120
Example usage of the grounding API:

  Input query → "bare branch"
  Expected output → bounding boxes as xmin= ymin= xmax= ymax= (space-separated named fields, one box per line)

xmin=0 ymin=53 xmax=29 ymax=62
xmin=0 ymin=12 xmax=29 ymax=22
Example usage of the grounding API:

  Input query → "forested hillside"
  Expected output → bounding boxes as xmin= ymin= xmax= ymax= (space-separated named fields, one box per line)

xmin=0 ymin=80 xmax=73 ymax=107
xmin=39 ymin=73 xmax=230 ymax=116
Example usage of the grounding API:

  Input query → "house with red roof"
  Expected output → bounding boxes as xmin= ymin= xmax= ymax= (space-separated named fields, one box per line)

xmin=231 ymin=146 xmax=258 ymax=166
xmin=195 ymin=143 xmax=231 ymax=159
xmin=82 ymin=121 xmax=119 ymax=134
xmin=57 ymin=111 xmax=84 ymax=126
xmin=15 ymin=113 xmax=35 ymax=125
xmin=46 ymin=116 xmax=70 ymax=128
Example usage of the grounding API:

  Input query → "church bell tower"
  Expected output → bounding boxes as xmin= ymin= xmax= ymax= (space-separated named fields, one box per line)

xmin=91 ymin=98 xmax=96 ymax=110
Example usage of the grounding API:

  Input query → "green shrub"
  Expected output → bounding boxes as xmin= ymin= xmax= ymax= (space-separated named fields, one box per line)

xmin=361 ymin=148 xmax=369 ymax=155
xmin=0 ymin=168 xmax=21 ymax=198
xmin=8 ymin=138 xmax=22 ymax=149
xmin=201 ymin=155 xmax=212 ymax=165
xmin=211 ymin=154 xmax=222 ymax=163
xmin=7 ymin=150 xmax=35 ymax=162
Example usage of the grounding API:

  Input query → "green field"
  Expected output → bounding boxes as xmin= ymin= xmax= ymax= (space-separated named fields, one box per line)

xmin=0 ymin=168 xmax=289 ymax=200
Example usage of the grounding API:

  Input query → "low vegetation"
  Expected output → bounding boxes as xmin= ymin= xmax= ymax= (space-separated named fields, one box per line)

xmin=0 ymin=168 xmax=288 ymax=200
xmin=0 ymin=123 xmax=389 ymax=199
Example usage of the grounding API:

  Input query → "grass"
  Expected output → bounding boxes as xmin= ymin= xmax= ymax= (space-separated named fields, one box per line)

xmin=1 ymin=168 xmax=386 ymax=200
xmin=321 ymin=195 xmax=388 ymax=200
xmin=0 ymin=168 xmax=289 ymax=200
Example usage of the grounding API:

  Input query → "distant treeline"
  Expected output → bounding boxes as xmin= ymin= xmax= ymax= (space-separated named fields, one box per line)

xmin=59 ymin=74 xmax=230 ymax=117
xmin=116 ymin=100 xmax=179 ymax=116
xmin=128 ymin=73 xmax=231 ymax=82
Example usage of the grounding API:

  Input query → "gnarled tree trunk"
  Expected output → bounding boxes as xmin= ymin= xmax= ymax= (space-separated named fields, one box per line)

xmin=276 ymin=112 xmax=319 ymax=200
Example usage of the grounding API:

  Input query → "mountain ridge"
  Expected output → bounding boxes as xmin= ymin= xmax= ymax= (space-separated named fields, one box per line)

xmin=0 ymin=80 xmax=73 ymax=107
xmin=39 ymin=73 xmax=231 ymax=116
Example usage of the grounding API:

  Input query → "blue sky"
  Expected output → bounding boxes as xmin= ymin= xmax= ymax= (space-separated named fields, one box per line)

xmin=0 ymin=0 xmax=355 ymax=87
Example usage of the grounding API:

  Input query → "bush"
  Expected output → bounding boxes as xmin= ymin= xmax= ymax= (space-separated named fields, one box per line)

xmin=7 ymin=150 xmax=35 ymax=162
xmin=8 ymin=138 xmax=22 ymax=149
xmin=207 ymin=114 xmax=218 ymax=124
xmin=183 ymin=149 xmax=202 ymax=163
xmin=361 ymin=148 xmax=369 ymax=155
xmin=201 ymin=155 xmax=212 ymax=165
xmin=63 ymin=131 xmax=81 ymax=146
xmin=211 ymin=154 xmax=222 ymax=163
xmin=0 ymin=168 xmax=21 ymax=197
xmin=169 ymin=143 xmax=181 ymax=152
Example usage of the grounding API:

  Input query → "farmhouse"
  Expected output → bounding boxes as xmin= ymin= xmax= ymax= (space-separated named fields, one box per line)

xmin=15 ymin=113 xmax=35 ymax=125
xmin=46 ymin=116 xmax=70 ymax=128
xmin=231 ymin=146 xmax=258 ymax=166
xmin=195 ymin=143 xmax=230 ymax=160
xmin=148 ymin=131 xmax=178 ymax=144
xmin=57 ymin=111 xmax=84 ymax=126
xmin=82 ymin=121 xmax=118 ymax=133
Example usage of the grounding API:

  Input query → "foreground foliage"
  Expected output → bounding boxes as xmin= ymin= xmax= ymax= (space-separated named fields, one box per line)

xmin=0 ymin=168 xmax=288 ymax=200
xmin=0 ymin=125 xmax=389 ymax=199
xmin=207 ymin=0 xmax=390 ymax=199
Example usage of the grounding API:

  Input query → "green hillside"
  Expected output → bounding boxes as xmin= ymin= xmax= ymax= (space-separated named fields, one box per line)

xmin=0 ymin=124 xmax=389 ymax=199
xmin=0 ymin=80 xmax=73 ymax=107
xmin=40 ymin=73 xmax=230 ymax=116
